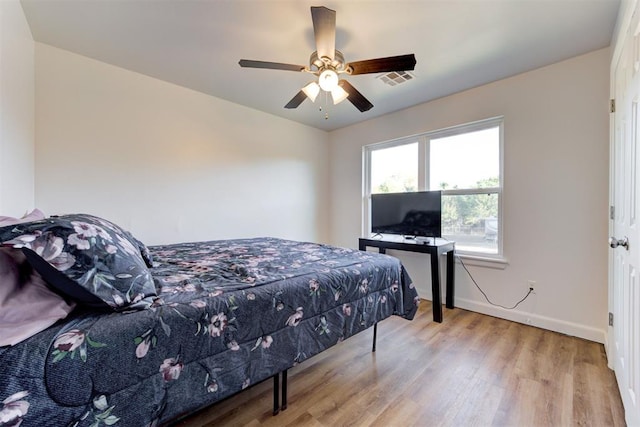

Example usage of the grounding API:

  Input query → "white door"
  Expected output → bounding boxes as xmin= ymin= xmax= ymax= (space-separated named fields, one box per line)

xmin=611 ymin=9 xmax=640 ymax=426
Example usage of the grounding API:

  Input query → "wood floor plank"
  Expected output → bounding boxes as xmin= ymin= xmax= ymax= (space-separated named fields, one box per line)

xmin=172 ymin=302 xmax=626 ymax=427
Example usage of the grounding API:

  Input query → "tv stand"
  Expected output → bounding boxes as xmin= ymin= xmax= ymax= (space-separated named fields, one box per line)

xmin=359 ymin=236 xmax=455 ymax=323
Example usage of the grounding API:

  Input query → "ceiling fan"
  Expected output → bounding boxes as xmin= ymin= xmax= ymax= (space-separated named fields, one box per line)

xmin=238 ymin=6 xmax=416 ymax=113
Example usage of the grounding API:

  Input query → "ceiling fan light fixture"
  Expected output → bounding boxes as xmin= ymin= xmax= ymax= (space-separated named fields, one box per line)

xmin=318 ymin=69 xmax=339 ymax=91
xmin=302 ymin=81 xmax=320 ymax=102
xmin=330 ymin=85 xmax=349 ymax=104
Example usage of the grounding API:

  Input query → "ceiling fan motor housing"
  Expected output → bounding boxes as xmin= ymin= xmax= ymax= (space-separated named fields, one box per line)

xmin=309 ymin=50 xmax=346 ymax=74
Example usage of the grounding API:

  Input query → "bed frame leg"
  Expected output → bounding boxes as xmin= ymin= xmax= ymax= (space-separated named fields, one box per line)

xmin=281 ymin=369 xmax=288 ymax=411
xmin=372 ymin=323 xmax=377 ymax=352
xmin=273 ymin=373 xmax=280 ymax=415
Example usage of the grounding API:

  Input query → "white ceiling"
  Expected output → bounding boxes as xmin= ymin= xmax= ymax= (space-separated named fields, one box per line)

xmin=21 ymin=0 xmax=620 ymax=131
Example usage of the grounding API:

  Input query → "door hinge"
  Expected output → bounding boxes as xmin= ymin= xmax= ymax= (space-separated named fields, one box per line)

xmin=611 ymin=99 xmax=616 ymax=113
xmin=609 ymin=312 xmax=614 ymax=327
xmin=610 ymin=205 xmax=615 ymax=220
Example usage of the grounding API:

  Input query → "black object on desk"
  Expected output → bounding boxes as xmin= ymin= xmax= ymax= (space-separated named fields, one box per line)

xmin=359 ymin=236 xmax=455 ymax=323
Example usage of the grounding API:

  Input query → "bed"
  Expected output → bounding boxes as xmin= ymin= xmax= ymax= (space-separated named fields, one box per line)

xmin=0 ymin=214 xmax=419 ymax=426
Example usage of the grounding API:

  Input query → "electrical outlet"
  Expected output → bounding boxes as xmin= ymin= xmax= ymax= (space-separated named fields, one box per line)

xmin=528 ymin=280 xmax=536 ymax=292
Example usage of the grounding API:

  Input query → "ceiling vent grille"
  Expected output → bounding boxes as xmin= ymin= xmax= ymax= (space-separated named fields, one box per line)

xmin=377 ymin=70 xmax=415 ymax=86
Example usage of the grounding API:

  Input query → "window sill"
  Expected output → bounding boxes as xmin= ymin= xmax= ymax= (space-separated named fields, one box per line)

xmin=453 ymin=253 xmax=508 ymax=269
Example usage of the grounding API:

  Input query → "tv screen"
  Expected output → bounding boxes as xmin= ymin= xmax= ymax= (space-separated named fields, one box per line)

xmin=371 ymin=191 xmax=442 ymax=238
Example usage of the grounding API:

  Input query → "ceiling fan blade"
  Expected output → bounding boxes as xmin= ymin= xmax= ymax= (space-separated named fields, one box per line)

xmin=239 ymin=59 xmax=306 ymax=72
xmin=346 ymin=54 xmax=417 ymax=75
xmin=284 ymin=90 xmax=308 ymax=109
xmin=311 ymin=6 xmax=336 ymax=61
xmin=339 ymin=80 xmax=373 ymax=112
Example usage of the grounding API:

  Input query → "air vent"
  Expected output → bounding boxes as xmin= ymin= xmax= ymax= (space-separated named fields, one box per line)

xmin=377 ymin=70 xmax=415 ymax=86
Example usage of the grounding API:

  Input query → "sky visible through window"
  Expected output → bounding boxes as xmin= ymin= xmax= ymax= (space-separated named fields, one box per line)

xmin=371 ymin=143 xmax=418 ymax=193
xmin=430 ymin=127 xmax=499 ymax=189
xmin=370 ymin=127 xmax=499 ymax=193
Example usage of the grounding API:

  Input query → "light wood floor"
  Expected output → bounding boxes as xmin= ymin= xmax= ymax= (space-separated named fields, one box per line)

xmin=173 ymin=301 xmax=626 ymax=427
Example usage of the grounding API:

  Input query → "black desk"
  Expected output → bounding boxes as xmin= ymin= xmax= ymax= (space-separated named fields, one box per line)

xmin=359 ymin=236 xmax=455 ymax=323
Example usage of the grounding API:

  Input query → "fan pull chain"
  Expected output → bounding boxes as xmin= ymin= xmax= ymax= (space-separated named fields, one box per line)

xmin=322 ymin=91 xmax=329 ymax=120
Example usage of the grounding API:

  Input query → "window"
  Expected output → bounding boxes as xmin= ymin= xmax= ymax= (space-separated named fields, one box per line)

xmin=364 ymin=117 xmax=503 ymax=258
xmin=370 ymin=142 xmax=418 ymax=194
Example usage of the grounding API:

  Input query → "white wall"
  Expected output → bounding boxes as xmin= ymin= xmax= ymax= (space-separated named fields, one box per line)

xmin=0 ymin=0 xmax=35 ymax=216
xmin=329 ymin=48 xmax=610 ymax=343
xmin=35 ymin=44 xmax=329 ymax=245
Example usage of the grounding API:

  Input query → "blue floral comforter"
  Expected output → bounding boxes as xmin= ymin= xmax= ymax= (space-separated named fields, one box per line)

xmin=0 ymin=237 xmax=418 ymax=426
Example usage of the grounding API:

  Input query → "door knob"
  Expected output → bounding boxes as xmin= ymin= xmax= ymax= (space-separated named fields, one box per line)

xmin=609 ymin=236 xmax=629 ymax=250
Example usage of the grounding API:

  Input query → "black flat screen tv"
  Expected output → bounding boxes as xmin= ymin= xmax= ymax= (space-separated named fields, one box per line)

xmin=371 ymin=190 xmax=442 ymax=238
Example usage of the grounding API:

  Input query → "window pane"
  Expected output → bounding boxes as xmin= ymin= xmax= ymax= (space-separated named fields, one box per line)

xmin=442 ymin=193 xmax=498 ymax=254
xmin=371 ymin=143 xmax=418 ymax=194
xmin=430 ymin=127 xmax=499 ymax=190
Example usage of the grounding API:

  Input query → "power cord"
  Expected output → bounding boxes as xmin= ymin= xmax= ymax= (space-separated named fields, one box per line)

xmin=457 ymin=254 xmax=533 ymax=310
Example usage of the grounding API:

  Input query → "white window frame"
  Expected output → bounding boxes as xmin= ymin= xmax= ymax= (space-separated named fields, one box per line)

xmin=363 ymin=116 xmax=505 ymax=265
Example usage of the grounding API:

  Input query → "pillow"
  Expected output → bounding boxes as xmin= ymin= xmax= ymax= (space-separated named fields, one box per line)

xmin=0 ymin=210 xmax=155 ymax=267
xmin=0 ymin=208 xmax=46 ymax=227
xmin=131 ymin=235 xmax=154 ymax=268
xmin=0 ymin=247 xmax=76 ymax=346
xmin=0 ymin=214 xmax=156 ymax=311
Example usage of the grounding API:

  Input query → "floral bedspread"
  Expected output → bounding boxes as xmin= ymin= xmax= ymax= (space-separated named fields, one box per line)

xmin=0 ymin=237 xmax=418 ymax=426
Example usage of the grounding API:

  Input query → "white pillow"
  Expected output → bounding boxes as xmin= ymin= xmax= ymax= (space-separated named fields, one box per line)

xmin=0 ymin=209 xmax=46 ymax=227
xmin=0 ymin=247 xmax=75 ymax=346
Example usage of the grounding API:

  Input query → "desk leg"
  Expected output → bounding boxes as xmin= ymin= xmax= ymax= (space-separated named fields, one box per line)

xmin=430 ymin=252 xmax=443 ymax=323
xmin=446 ymin=250 xmax=455 ymax=309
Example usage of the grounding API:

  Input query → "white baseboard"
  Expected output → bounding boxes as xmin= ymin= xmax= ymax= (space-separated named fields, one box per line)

xmin=454 ymin=297 xmax=607 ymax=344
